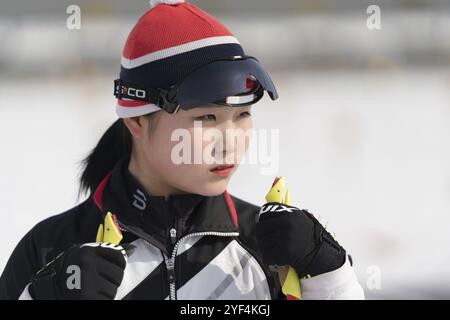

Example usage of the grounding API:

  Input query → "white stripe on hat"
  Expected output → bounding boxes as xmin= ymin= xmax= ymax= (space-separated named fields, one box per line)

xmin=116 ymin=103 xmax=162 ymax=118
xmin=121 ymin=35 xmax=240 ymax=69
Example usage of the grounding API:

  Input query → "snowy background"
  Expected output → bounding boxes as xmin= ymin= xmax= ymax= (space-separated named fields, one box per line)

xmin=1 ymin=0 xmax=449 ymax=299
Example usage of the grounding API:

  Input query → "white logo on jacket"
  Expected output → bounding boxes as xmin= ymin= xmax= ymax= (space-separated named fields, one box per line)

xmin=132 ymin=189 xmax=147 ymax=211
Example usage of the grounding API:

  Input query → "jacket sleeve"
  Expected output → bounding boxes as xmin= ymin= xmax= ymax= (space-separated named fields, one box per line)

xmin=0 ymin=229 xmax=41 ymax=300
xmin=300 ymin=255 xmax=365 ymax=300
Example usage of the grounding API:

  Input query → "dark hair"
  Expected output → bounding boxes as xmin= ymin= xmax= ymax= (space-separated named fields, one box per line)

xmin=78 ymin=119 xmax=132 ymax=197
xmin=78 ymin=112 xmax=161 ymax=198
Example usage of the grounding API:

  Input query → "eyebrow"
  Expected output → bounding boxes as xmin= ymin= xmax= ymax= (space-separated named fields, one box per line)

xmin=192 ymin=104 xmax=252 ymax=114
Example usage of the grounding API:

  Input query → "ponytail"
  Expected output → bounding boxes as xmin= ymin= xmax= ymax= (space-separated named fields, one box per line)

xmin=78 ymin=119 xmax=131 ymax=197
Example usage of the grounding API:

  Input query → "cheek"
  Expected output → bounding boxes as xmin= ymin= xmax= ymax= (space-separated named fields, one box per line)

xmin=240 ymin=119 xmax=253 ymax=151
xmin=229 ymin=119 xmax=253 ymax=163
xmin=148 ymin=126 xmax=203 ymax=175
xmin=140 ymin=125 xmax=175 ymax=170
xmin=243 ymin=118 xmax=254 ymax=150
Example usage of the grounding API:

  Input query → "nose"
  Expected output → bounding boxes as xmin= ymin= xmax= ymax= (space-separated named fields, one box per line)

xmin=211 ymin=120 xmax=244 ymax=165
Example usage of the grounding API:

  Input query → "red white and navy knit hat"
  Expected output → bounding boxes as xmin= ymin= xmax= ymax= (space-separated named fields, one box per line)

xmin=116 ymin=0 xmax=277 ymax=118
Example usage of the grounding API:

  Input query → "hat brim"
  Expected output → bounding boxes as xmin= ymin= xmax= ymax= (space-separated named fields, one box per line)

xmin=175 ymin=56 xmax=278 ymax=109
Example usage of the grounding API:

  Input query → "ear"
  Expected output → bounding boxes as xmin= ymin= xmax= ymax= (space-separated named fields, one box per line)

xmin=123 ymin=116 xmax=145 ymax=139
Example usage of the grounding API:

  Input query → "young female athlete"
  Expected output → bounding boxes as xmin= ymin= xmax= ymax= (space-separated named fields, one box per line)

xmin=0 ymin=0 xmax=364 ymax=300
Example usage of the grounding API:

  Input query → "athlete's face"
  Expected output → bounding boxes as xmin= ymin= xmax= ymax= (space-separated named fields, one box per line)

xmin=125 ymin=105 xmax=253 ymax=196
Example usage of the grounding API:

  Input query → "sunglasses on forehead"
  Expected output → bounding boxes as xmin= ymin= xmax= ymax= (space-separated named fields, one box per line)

xmin=114 ymin=55 xmax=279 ymax=114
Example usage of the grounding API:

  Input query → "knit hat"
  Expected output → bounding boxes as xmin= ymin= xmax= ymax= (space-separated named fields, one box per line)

xmin=115 ymin=0 xmax=278 ymax=118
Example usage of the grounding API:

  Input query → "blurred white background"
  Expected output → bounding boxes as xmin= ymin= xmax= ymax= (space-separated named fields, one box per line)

xmin=0 ymin=0 xmax=449 ymax=299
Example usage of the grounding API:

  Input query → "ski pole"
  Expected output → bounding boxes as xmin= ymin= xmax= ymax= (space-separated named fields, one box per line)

xmin=265 ymin=176 xmax=301 ymax=300
xmin=96 ymin=212 xmax=123 ymax=245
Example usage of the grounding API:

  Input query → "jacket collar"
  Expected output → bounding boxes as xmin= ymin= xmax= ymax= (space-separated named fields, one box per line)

xmin=93 ymin=157 xmax=239 ymax=252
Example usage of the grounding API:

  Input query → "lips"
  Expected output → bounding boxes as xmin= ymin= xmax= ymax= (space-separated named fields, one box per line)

xmin=209 ymin=164 xmax=235 ymax=177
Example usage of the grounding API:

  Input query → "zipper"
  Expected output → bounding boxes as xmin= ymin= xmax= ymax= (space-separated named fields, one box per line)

xmin=165 ymin=231 xmax=240 ymax=300
xmin=116 ymin=218 xmax=239 ymax=300
xmin=115 ymin=221 xmax=168 ymax=254
xmin=170 ymin=227 xmax=177 ymax=245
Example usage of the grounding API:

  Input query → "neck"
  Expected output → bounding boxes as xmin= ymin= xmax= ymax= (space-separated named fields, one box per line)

xmin=128 ymin=154 xmax=183 ymax=198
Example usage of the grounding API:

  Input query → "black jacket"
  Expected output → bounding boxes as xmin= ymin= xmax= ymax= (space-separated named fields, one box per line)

xmin=0 ymin=158 xmax=281 ymax=300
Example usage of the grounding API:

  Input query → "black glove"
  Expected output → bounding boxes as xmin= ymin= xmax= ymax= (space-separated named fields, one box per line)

xmin=255 ymin=202 xmax=346 ymax=278
xmin=29 ymin=243 xmax=127 ymax=300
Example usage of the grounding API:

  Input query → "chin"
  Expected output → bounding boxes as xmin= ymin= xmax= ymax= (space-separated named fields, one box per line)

xmin=196 ymin=179 xmax=229 ymax=196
